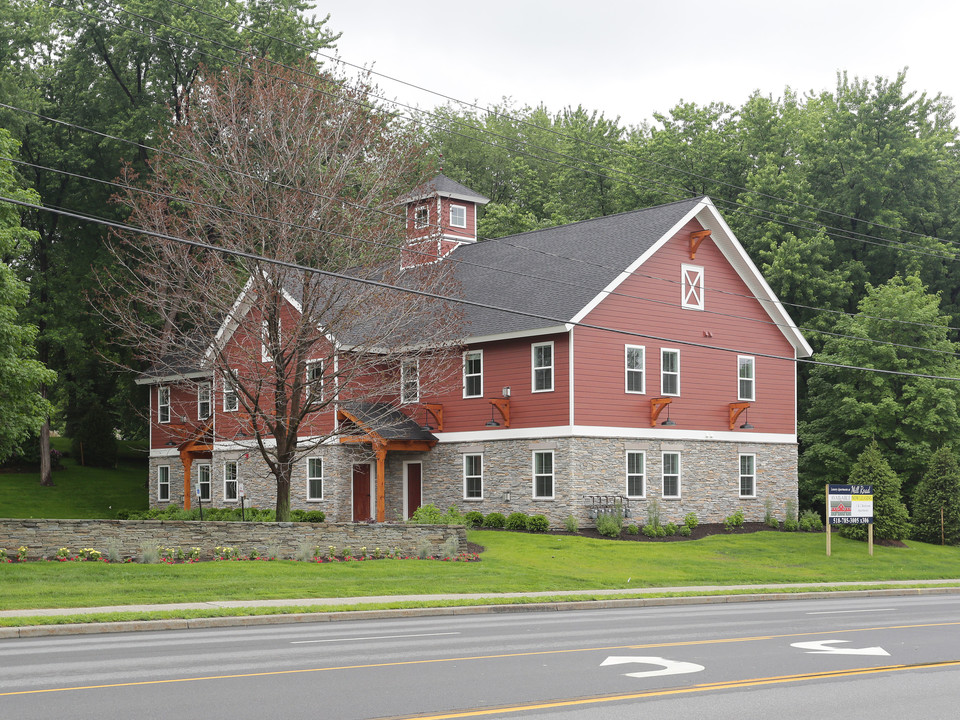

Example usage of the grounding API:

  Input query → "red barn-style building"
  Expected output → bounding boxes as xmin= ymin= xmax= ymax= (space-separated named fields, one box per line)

xmin=141 ymin=174 xmax=812 ymax=527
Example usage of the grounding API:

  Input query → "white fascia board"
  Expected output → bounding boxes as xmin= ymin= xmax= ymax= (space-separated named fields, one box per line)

xmin=464 ymin=325 xmax=570 ymax=345
xmin=694 ymin=199 xmax=813 ymax=358
xmin=205 ymin=275 xmax=257 ymax=364
xmin=435 ymin=425 xmax=796 ymax=445
xmin=212 ymin=435 xmax=338 ymax=452
xmin=149 ymin=448 xmax=182 ymax=457
xmin=135 ymin=370 xmax=212 ymax=386
xmin=569 ymin=203 xmax=704 ymax=326
xmin=403 ymin=190 xmax=490 ymax=205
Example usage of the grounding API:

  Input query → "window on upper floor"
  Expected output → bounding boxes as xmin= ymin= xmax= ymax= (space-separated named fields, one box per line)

xmin=414 ymin=205 xmax=429 ymax=229
xmin=450 ymin=204 xmax=467 ymax=228
xmin=533 ymin=450 xmax=554 ymax=499
xmin=662 ymin=452 xmax=681 ymax=498
xmin=739 ymin=454 xmax=756 ymax=498
xmin=223 ymin=376 xmax=239 ymax=412
xmin=158 ymin=386 xmax=170 ymax=424
xmin=306 ymin=360 xmax=324 ymax=403
xmin=626 ymin=451 xmax=645 ymax=498
xmin=463 ymin=350 xmax=483 ymax=398
xmin=401 ymin=359 xmax=419 ymax=404
xmin=682 ymin=264 xmax=704 ymax=310
xmin=532 ymin=342 xmax=554 ymax=393
xmin=197 ymin=383 xmax=211 ymax=420
xmin=661 ymin=349 xmax=680 ymax=396
xmin=738 ymin=356 xmax=755 ymax=401
xmin=625 ymin=345 xmax=645 ymax=394
xmin=464 ymin=453 xmax=483 ymax=499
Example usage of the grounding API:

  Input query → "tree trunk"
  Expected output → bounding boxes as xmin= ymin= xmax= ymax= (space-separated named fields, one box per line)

xmin=39 ymin=388 xmax=53 ymax=486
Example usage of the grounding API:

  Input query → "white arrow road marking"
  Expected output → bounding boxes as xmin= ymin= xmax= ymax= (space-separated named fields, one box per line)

xmin=791 ymin=640 xmax=890 ymax=656
xmin=601 ymin=656 xmax=705 ymax=678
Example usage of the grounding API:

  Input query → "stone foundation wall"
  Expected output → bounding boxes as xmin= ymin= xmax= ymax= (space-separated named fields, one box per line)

xmin=0 ymin=519 xmax=466 ymax=561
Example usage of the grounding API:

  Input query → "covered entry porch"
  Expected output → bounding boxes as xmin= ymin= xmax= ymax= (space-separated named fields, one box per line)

xmin=337 ymin=403 xmax=438 ymax=522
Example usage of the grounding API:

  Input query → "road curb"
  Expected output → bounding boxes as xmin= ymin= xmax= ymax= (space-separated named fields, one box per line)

xmin=3 ymin=585 xmax=959 ymax=639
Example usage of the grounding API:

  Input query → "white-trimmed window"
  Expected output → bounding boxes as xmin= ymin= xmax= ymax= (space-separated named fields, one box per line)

xmin=157 ymin=465 xmax=170 ymax=501
xmin=532 ymin=342 xmax=554 ymax=392
xmin=223 ymin=377 xmax=239 ymax=412
xmin=739 ymin=454 xmax=756 ymax=498
xmin=197 ymin=383 xmax=211 ymax=420
xmin=626 ymin=451 xmax=645 ymax=498
xmin=533 ymin=450 xmax=554 ymax=499
xmin=625 ymin=345 xmax=645 ymax=394
xmin=306 ymin=360 xmax=324 ymax=402
xmin=682 ymin=264 xmax=704 ymax=310
xmin=463 ymin=350 xmax=483 ymax=398
xmin=197 ymin=463 xmax=211 ymax=501
xmin=158 ymin=386 xmax=170 ymax=424
xmin=450 ymin=204 xmax=467 ymax=228
xmin=464 ymin=453 xmax=483 ymax=499
xmin=401 ymin=359 xmax=419 ymax=404
xmin=224 ymin=461 xmax=238 ymax=502
xmin=414 ymin=204 xmax=429 ymax=229
xmin=307 ymin=457 xmax=324 ymax=501
xmin=661 ymin=349 xmax=680 ymax=396
xmin=738 ymin=356 xmax=755 ymax=401
xmin=662 ymin=452 xmax=681 ymax=498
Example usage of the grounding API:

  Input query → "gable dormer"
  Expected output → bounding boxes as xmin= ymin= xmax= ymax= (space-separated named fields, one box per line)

xmin=401 ymin=174 xmax=489 ymax=268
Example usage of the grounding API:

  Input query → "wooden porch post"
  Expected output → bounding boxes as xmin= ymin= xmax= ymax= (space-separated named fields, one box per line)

xmin=180 ymin=450 xmax=193 ymax=510
xmin=375 ymin=442 xmax=387 ymax=523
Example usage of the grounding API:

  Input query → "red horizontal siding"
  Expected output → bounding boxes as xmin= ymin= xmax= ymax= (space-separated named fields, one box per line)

xmin=574 ymin=219 xmax=797 ymax=434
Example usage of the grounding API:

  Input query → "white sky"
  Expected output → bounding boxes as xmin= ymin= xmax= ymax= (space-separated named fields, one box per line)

xmin=315 ymin=0 xmax=960 ymax=128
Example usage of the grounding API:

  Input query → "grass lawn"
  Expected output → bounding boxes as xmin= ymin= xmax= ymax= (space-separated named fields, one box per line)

xmin=1 ymin=529 xmax=957 ymax=612
xmin=0 ymin=439 xmax=148 ymax=519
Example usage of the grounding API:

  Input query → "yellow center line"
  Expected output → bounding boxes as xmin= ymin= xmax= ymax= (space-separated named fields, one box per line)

xmin=3 ymin=620 xmax=959 ymax=697
xmin=377 ymin=661 xmax=960 ymax=719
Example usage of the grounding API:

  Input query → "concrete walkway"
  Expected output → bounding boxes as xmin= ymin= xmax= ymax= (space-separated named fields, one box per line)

xmin=2 ymin=579 xmax=959 ymax=639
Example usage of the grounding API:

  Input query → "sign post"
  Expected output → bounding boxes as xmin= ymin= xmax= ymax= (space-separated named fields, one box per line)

xmin=826 ymin=484 xmax=874 ymax=556
xmin=195 ymin=484 xmax=203 ymax=521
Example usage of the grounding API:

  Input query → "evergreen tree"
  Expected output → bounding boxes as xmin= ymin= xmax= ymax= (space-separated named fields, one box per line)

xmin=911 ymin=446 xmax=960 ymax=545
xmin=839 ymin=441 xmax=910 ymax=541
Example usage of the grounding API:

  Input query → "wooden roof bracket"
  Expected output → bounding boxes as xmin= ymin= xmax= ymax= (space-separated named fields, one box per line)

xmin=424 ymin=403 xmax=444 ymax=432
xmin=650 ymin=397 xmax=673 ymax=427
xmin=729 ymin=401 xmax=750 ymax=430
xmin=689 ymin=229 xmax=711 ymax=259
xmin=489 ymin=398 xmax=511 ymax=428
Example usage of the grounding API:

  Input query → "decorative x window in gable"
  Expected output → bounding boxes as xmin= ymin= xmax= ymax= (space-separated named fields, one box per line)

xmin=681 ymin=265 xmax=704 ymax=310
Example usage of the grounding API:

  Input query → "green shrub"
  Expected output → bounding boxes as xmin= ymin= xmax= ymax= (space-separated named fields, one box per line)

xmin=678 ymin=524 xmax=692 ymax=537
xmin=641 ymin=523 xmax=666 ymax=538
xmin=526 ymin=514 xmax=549 ymax=532
xmin=664 ymin=522 xmax=678 ymax=536
xmin=626 ymin=523 xmax=639 ymax=535
xmin=595 ymin=511 xmax=622 ymax=538
xmin=464 ymin=511 xmax=485 ymax=528
xmin=410 ymin=503 xmax=445 ymax=524
xmin=799 ymin=509 xmax=823 ymax=532
xmin=564 ymin=515 xmax=579 ymax=533
xmin=483 ymin=512 xmax=506 ymax=528
xmin=784 ymin=516 xmax=800 ymax=532
xmin=683 ymin=512 xmax=698 ymax=530
xmin=647 ymin=500 xmax=662 ymax=530
xmin=300 ymin=510 xmax=325 ymax=523
xmin=505 ymin=512 xmax=529 ymax=531
xmin=724 ymin=509 xmax=745 ymax=531
xmin=764 ymin=499 xmax=779 ymax=529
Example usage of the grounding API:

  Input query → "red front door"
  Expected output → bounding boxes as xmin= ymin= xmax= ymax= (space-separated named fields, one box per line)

xmin=406 ymin=462 xmax=422 ymax=519
xmin=352 ymin=464 xmax=371 ymax=521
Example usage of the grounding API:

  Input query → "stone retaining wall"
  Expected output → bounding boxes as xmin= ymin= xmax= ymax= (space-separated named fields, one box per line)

xmin=0 ymin=519 xmax=466 ymax=561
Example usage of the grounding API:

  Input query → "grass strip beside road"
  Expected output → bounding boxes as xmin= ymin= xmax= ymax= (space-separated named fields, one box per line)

xmin=2 ymin=531 xmax=958 ymax=614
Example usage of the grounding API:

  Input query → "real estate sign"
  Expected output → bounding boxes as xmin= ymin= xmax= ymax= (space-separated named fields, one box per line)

xmin=827 ymin=484 xmax=874 ymax=525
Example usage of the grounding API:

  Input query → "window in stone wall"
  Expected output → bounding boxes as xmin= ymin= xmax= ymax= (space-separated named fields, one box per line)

xmin=464 ymin=453 xmax=483 ymax=499
xmin=224 ymin=461 xmax=239 ymax=501
xmin=626 ymin=451 xmax=645 ymax=498
xmin=307 ymin=457 xmax=324 ymax=501
xmin=739 ymin=453 xmax=756 ymax=498
xmin=662 ymin=452 xmax=681 ymax=498
xmin=533 ymin=450 xmax=554 ymax=498
xmin=157 ymin=465 xmax=170 ymax=501
xmin=197 ymin=463 xmax=211 ymax=501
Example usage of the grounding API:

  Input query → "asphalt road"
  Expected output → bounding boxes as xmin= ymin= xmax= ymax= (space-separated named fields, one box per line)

xmin=2 ymin=594 xmax=959 ymax=719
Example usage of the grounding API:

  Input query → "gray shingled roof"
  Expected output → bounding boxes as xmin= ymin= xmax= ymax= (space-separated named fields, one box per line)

xmin=400 ymin=173 xmax=491 ymax=205
xmin=446 ymin=196 xmax=704 ymax=339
